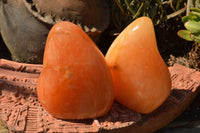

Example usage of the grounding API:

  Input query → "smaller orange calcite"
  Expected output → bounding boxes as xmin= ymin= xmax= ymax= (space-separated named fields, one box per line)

xmin=105 ymin=17 xmax=171 ymax=114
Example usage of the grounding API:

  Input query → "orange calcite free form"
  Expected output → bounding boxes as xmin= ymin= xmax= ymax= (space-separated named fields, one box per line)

xmin=37 ymin=21 xmax=114 ymax=119
xmin=105 ymin=17 xmax=171 ymax=114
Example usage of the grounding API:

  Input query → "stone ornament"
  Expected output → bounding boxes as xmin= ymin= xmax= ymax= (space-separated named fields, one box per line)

xmin=22 ymin=0 xmax=110 ymax=34
xmin=0 ymin=0 xmax=49 ymax=63
xmin=0 ymin=0 xmax=110 ymax=63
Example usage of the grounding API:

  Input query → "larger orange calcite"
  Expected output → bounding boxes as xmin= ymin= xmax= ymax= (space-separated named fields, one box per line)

xmin=37 ymin=21 xmax=114 ymax=119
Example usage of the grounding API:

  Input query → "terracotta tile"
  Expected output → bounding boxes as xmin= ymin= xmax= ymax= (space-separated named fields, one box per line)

xmin=0 ymin=59 xmax=199 ymax=133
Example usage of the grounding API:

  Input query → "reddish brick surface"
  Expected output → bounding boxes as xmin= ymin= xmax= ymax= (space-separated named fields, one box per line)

xmin=0 ymin=59 xmax=199 ymax=133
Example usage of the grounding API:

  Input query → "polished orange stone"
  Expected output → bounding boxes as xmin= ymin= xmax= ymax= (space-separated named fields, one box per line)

xmin=106 ymin=17 xmax=172 ymax=114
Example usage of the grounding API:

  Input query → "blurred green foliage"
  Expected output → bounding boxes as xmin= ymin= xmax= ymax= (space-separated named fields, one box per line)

xmin=107 ymin=0 xmax=187 ymax=34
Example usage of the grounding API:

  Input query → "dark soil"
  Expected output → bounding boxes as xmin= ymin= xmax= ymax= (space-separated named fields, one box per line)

xmin=155 ymin=17 xmax=200 ymax=71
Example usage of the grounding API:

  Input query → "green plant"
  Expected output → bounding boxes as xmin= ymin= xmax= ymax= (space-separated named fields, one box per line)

xmin=178 ymin=8 xmax=200 ymax=43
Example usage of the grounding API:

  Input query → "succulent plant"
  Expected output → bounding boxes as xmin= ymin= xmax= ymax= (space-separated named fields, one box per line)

xmin=178 ymin=8 xmax=200 ymax=43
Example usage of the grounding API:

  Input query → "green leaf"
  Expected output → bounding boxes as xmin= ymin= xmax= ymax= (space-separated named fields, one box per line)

xmin=177 ymin=30 xmax=193 ymax=41
xmin=182 ymin=12 xmax=200 ymax=23
xmin=191 ymin=12 xmax=200 ymax=21
xmin=182 ymin=16 xmax=190 ymax=23
xmin=182 ymin=7 xmax=200 ymax=23
xmin=185 ymin=21 xmax=200 ymax=33
xmin=191 ymin=8 xmax=200 ymax=13
xmin=191 ymin=33 xmax=200 ymax=43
